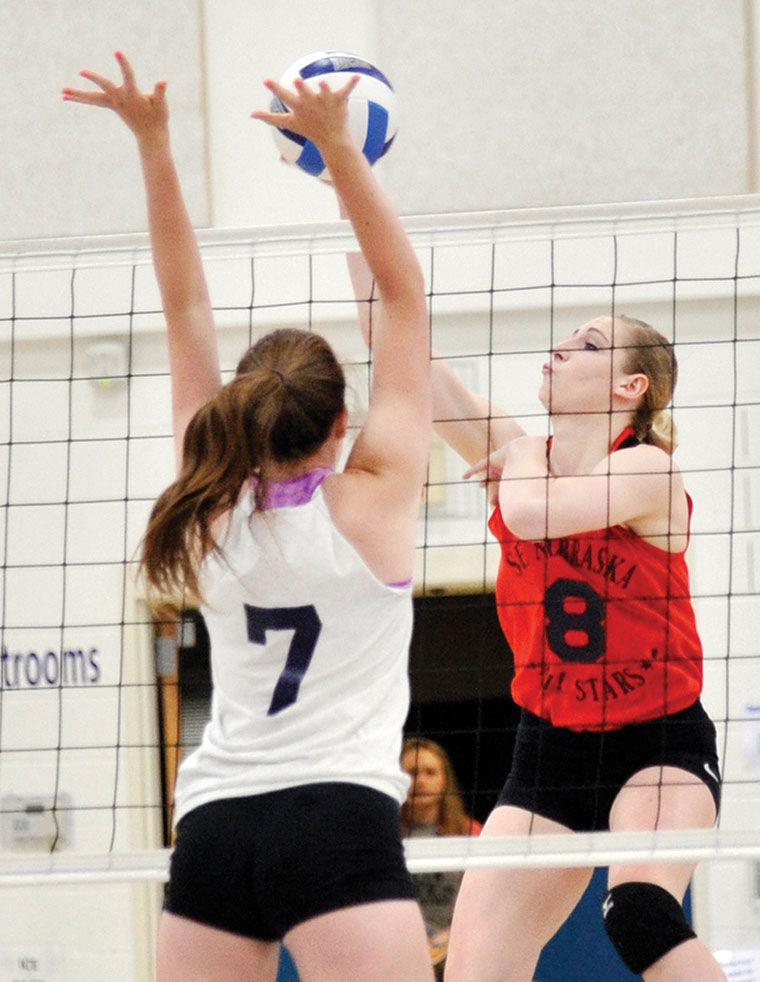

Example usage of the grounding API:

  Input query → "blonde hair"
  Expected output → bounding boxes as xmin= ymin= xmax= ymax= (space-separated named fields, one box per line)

xmin=401 ymin=736 xmax=478 ymax=836
xmin=617 ymin=315 xmax=678 ymax=454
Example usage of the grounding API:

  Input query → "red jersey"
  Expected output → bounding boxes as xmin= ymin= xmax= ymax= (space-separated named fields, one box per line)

xmin=489 ymin=431 xmax=703 ymax=731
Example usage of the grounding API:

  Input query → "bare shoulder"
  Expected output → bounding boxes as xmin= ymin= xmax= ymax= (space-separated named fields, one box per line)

xmin=606 ymin=442 xmax=678 ymax=472
xmin=606 ymin=445 xmax=689 ymax=546
xmin=503 ymin=432 xmax=548 ymax=465
xmin=321 ymin=468 xmax=419 ymax=583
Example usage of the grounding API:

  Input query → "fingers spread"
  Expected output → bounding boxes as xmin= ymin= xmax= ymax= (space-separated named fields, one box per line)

xmin=335 ymin=73 xmax=361 ymax=98
xmin=264 ymin=78 xmax=294 ymax=108
xmin=62 ymin=52 xmax=141 ymax=106
xmin=250 ymin=109 xmax=287 ymax=126
xmin=77 ymin=69 xmax=115 ymax=93
xmin=115 ymin=51 xmax=136 ymax=87
xmin=61 ymin=87 xmax=109 ymax=106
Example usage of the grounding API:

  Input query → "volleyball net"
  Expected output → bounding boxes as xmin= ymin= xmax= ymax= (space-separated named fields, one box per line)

xmin=1 ymin=195 xmax=759 ymax=899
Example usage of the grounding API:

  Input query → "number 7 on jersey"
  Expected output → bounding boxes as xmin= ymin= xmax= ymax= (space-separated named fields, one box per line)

xmin=244 ymin=604 xmax=322 ymax=715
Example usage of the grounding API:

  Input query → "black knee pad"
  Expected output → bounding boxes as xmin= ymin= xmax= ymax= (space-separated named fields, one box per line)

xmin=601 ymin=881 xmax=696 ymax=975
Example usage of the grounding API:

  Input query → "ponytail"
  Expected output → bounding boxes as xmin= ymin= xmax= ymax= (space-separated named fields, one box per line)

xmin=140 ymin=328 xmax=345 ymax=599
xmin=647 ymin=407 xmax=678 ymax=455
xmin=617 ymin=315 xmax=679 ymax=455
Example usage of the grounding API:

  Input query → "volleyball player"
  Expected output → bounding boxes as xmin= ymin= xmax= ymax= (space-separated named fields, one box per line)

xmin=346 ymin=240 xmax=726 ymax=981
xmin=432 ymin=317 xmax=727 ymax=981
xmin=64 ymin=53 xmax=434 ymax=982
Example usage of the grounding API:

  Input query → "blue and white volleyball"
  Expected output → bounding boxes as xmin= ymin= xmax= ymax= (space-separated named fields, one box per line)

xmin=270 ymin=51 xmax=397 ymax=182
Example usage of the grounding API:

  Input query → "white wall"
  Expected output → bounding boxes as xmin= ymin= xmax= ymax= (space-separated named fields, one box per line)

xmin=3 ymin=0 xmax=759 ymax=237
xmin=2 ymin=0 xmax=208 ymax=240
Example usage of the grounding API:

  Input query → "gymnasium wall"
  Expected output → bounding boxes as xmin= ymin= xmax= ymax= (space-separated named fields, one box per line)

xmin=2 ymin=0 xmax=757 ymax=238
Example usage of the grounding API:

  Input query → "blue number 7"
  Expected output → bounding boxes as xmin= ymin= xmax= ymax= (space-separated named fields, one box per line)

xmin=244 ymin=604 xmax=322 ymax=715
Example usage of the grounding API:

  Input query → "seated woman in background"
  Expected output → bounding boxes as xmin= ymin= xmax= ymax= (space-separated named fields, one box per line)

xmin=401 ymin=737 xmax=482 ymax=978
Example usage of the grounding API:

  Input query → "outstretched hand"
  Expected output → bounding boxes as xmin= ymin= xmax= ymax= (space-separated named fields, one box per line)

xmin=62 ymin=51 xmax=168 ymax=147
xmin=251 ymin=74 xmax=359 ymax=152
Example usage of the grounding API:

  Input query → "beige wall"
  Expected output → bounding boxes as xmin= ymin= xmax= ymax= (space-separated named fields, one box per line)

xmin=2 ymin=0 xmax=207 ymax=239
xmin=379 ymin=0 xmax=754 ymax=213
xmin=2 ymin=1 xmax=758 ymax=236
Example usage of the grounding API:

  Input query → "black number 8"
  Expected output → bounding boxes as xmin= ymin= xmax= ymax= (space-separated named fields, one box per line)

xmin=543 ymin=578 xmax=605 ymax=664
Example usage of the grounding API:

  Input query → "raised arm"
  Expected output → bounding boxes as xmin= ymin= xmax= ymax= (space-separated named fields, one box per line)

xmin=255 ymin=80 xmax=430 ymax=482
xmin=63 ymin=52 xmax=221 ymax=470
xmin=498 ymin=436 xmax=689 ymax=548
xmin=343 ymin=221 xmax=523 ymax=469
xmin=431 ymin=358 xmax=523 ymax=466
xmin=253 ymin=76 xmax=430 ymax=579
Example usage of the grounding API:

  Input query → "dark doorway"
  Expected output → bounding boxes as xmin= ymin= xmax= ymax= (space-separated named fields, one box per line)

xmin=405 ymin=591 xmax=520 ymax=824
xmin=158 ymin=592 xmax=520 ymax=830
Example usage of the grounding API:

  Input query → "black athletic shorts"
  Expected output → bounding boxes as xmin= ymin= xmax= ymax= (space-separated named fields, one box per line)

xmin=163 ymin=782 xmax=415 ymax=941
xmin=497 ymin=700 xmax=721 ymax=832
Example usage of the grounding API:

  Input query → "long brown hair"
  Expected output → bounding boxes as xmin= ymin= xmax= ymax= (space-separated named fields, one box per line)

xmin=140 ymin=328 xmax=346 ymax=599
xmin=401 ymin=736 xmax=477 ymax=836
xmin=617 ymin=315 xmax=679 ymax=454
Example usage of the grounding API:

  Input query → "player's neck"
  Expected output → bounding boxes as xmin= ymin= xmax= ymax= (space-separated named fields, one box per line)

xmin=262 ymin=442 xmax=339 ymax=483
xmin=549 ymin=412 xmax=632 ymax=475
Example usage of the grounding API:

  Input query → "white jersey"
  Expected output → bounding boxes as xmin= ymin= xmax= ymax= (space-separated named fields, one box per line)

xmin=172 ymin=470 xmax=412 ymax=826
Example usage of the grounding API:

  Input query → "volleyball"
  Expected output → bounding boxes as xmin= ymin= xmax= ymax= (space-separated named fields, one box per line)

xmin=270 ymin=51 xmax=397 ymax=181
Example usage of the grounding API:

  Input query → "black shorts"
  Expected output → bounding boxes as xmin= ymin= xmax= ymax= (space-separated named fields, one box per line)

xmin=497 ymin=700 xmax=721 ymax=832
xmin=164 ymin=782 xmax=415 ymax=940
